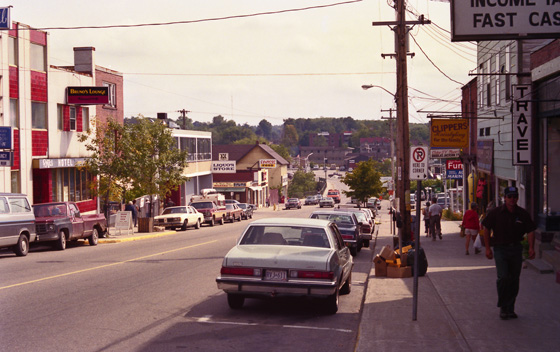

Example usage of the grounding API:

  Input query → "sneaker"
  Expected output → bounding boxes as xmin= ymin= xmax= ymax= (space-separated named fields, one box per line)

xmin=439 ymin=234 xmax=442 ymax=240
xmin=432 ymin=237 xmax=436 ymax=241
xmin=508 ymin=312 xmax=518 ymax=319
xmin=465 ymin=250 xmax=469 ymax=255
xmin=500 ymin=308 xmax=509 ymax=320
xmin=475 ymin=248 xmax=481 ymax=254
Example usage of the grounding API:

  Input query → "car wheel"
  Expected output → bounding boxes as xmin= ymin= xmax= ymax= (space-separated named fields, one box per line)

xmin=237 ymin=215 xmax=242 ymax=221
xmin=219 ymin=216 xmax=224 ymax=225
xmin=320 ymin=205 xmax=323 ymax=208
xmin=350 ymin=246 xmax=357 ymax=256
xmin=181 ymin=220 xmax=188 ymax=231
xmin=55 ymin=230 xmax=67 ymax=250
xmin=13 ymin=234 xmax=29 ymax=256
xmin=195 ymin=219 xmax=201 ymax=229
xmin=324 ymin=288 xmax=339 ymax=314
xmin=227 ymin=294 xmax=245 ymax=309
xmin=363 ymin=240 xmax=370 ymax=248
xmin=249 ymin=214 xmax=252 ymax=219
xmin=209 ymin=217 xmax=215 ymax=226
xmin=88 ymin=228 xmax=99 ymax=246
xmin=340 ymin=272 xmax=352 ymax=295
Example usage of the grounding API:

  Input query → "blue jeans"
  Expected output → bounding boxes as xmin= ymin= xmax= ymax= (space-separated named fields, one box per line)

xmin=493 ymin=243 xmax=523 ymax=312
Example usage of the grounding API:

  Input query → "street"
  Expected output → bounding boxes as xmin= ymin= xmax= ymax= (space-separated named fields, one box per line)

xmin=0 ymin=180 xmax=376 ymax=352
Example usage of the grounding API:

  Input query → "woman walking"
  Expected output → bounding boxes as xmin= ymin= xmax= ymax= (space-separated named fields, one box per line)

xmin=462 ymin=202 xmax=481 ymax=255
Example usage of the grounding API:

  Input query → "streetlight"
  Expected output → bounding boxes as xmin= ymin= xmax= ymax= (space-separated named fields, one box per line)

xmin=304 ymin=152 xmax=313 ymax=172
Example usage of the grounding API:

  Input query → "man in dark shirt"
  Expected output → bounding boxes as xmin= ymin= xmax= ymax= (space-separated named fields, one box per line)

xmin=482 ymin=186 xmax=536 ymax=320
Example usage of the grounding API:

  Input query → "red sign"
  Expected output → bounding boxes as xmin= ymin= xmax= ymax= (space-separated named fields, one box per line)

xmin=446 ymin=159 xmax=463 ymax=170
xmin=67 ymin=86 xmax=109 ymax=105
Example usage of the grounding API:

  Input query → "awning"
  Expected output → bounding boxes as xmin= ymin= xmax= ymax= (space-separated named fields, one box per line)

xmin=214 ymin=187 xmax=245 ymax=192
xmin=249 ymin=186 xmax=262 ymax=191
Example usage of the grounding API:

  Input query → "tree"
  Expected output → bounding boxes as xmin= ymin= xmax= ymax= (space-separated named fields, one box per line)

xmin=288 ymin=170 xmax=318 ymax=198
xmin=256 ymin=119 xmax=273 ymax=140
xmin=270 ymin=144 xmax=292 ymax=163
xmin=340 ymin=159 xmax=383 ymax=204
xmin=282 ymin=124 xmax=299 ymax=147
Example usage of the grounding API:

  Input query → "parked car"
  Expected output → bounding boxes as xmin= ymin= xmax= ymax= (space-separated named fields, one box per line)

xmin=190 ymin=201 xmax=226 ymax=226
xmin=304 ymin=195 xmax=319 ymax=205
xmin=0 ymin=193 xmax=36 ymax=257
xmin=366 ymin=197 xmax=378 ymax=209
xmin=319 ymin=197 xmax=335 ymax=208
xmin=334 ymin=208 xmax=373 ymax=247
xmin=310 ymin=210 xmax=362 ymax=256
xmin=216 ymin=218 xmax=354 ymax=314
xmin=33 ymin=202 xmax=107 ymax=250
xmin=225 ymin=199 xmax=240 ymax=205
xmin=285 ymin=198 xmax=302 ymax=209
xmin=154 ymin=206 xmax=203 ymax=231
xmin=237 ymin=203 xmax=254 ymax=220
xmin=224 ymin=203 xmax=243 ymax=222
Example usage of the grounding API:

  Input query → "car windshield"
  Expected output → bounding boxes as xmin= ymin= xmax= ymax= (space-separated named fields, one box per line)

xmin=240 ymin=225 xmax=331 ymax=248
xmin=226 ymin=204 xmax=235 ymax=210
xmin=238 ymin=204 xmax=247 ymax=209
xmin=162 ymin=207 xmax=187 ymax=215
xmin=34 ymin=204 xmax=67 ymax=217
xmin=311 ymin=213 xmax=354 ymax=225
xmin=190 ymin=202 xmax=213 ymax=209
xmin=288 ymin=198 xmax=298 ymax=202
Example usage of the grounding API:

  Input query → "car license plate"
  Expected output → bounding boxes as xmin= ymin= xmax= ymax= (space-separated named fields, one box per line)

xmin=264 ymin=270 xmax=287 ymax=281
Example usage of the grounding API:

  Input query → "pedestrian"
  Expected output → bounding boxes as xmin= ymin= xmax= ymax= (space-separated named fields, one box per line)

xmin=481 ymin=186 xmax=536 ymax=320
xmin=124 ymin=201 xmax=138 ymax=227
xmin=428 ymin=197 xmax=443 ymax=241
xmin=422 ymin=201 xmax=430 ymax=237
xmin=461 ymin=202 xmax=480 ymax=255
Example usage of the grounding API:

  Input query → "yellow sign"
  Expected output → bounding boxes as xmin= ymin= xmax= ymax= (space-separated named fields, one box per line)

xmin=259 ymin=159 xmax=277 ymax=168
xmin=430 ymin=119 xmax=468 ymax=148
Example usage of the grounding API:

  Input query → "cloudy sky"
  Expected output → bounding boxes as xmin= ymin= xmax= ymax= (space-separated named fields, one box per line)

xmin=6 ymin=0 xmax=476 ymax=126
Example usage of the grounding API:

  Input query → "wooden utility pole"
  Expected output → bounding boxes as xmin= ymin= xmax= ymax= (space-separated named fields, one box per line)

xmin=373 ymin=1 xmax=429 ymax=242
xmin=177 ymin=109 xmax=190 ymax=130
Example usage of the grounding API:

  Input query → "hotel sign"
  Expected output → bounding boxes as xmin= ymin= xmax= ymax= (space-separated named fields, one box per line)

xmin=0 ymin=7 xmax=11 ymax=30
xmin=67 ymin=86 xmax=109 ymax=105
xmin=39 ymin=158 xmax=86 ymax=169
xmin=451 ymin=0 xmax=560 ymax=41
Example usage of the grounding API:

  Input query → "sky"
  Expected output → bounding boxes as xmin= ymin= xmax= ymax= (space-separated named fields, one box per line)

xmin=5 ymin=0 xmax=476 ymax=126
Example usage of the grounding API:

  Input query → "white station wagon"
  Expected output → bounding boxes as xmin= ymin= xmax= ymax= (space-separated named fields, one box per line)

xmin=154 ymin=206 xmax=203 ymax=231
xmin=216 ymin=218 xmax=354 ymax=314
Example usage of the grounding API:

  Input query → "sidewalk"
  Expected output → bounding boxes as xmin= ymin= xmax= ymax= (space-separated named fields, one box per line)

xmin=357 ymin=205 xmax=560 ymax=352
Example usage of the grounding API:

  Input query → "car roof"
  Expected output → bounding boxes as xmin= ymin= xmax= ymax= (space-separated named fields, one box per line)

xmin=249 ymin=218 xmax=331 ymax=227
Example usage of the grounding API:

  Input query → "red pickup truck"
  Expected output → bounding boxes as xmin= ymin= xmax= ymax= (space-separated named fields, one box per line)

xmin=33 ymin=202 xmax=107 ymax=250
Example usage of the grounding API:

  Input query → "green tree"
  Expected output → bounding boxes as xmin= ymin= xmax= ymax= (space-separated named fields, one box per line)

xmin=270 ymin=144 xmax=292 ymax=163
xmin=340 ymin=159 xmax=383 ymax=204
xmin=288 ymin=170 xmax=318 ymax=198
xmin=256 ymin=119 xmax=273 ymax=140
xmin=282 ymin=124 xmax=299 ymax=147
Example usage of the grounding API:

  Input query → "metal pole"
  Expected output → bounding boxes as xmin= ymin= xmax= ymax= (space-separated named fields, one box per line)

xmin=413 ymin=179 xmax=421 ymax=320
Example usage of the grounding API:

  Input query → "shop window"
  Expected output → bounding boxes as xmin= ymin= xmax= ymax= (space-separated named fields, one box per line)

xmin=51 ymin=168 xmax=93 ymax=202
xmin=57 ymin=104 xmax=64 ymax=130
xmin=9 ymin=99 xmax=19 ymax=128
xmin=30 ymin=43 xmax=46 ymax=72
xmin=82 ymin=107 xmax=90 ymax=131
xmin=8 ymin=36 xmax=17 ymax=66
xmin=69 ymin=107 xmax=77 ymax=131
xmin=32 ymin=102 xmax=47 ymax=129
xmin=103 ymin=82 xmax=116 ymax=108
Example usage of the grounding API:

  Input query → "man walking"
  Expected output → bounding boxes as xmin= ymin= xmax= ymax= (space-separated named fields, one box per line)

xmin=428 ymin=197 xmax=443 ymax=241
xmin=482 ymin=186 xmax=536 ymax=320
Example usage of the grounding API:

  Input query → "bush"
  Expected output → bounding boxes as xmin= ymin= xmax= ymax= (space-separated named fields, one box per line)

xmin=443 ymin=208 xmax=463 ymax=221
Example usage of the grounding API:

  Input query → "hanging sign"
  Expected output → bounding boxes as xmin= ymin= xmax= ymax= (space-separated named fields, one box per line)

xmin=410 ymin=146 xmax=428 ymax=180
xmin=512 ymin=85 xmax=532 ymax=165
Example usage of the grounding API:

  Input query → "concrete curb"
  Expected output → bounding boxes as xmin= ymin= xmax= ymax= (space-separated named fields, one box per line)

xmin=98 ymin=230 xmax=177 ymax=244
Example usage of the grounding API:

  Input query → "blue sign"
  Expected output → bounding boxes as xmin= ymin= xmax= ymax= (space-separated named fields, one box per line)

xmin=0 ymin=7 xmax=11 ymax=30
xmin=446 ymin=170 xmax=463 ymax=180
xmin=0 ymin=151 xmax=12 ymax=167
xmin=0 ymin=127 xmax=12 ymax=149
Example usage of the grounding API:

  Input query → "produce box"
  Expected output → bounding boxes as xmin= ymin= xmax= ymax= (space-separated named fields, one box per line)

xmin=387 ymin=265 xmax=412 ymax=278
xmin=373 ymin=255 xmax=387 ymax=277
xmin=379 ymin=245 xmax=395 ymax=261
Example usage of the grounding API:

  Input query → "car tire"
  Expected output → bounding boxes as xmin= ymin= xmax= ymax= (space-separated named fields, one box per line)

xmin=13 ymin=234 xmax=29 ymax=256
xmin=227 ymin=294 xmax=245 ymax=309
xmin=219 ymin=216 xmax=224 ymax=225
xmin=340 ymin=272 xmax=352 ymax=295
xmin=195 ymin=219 xmax=201 ymax=229
xmin=363 ymin=240 xmax=370 ymax=248
xmin=56 ymin=230 xmax=67 ymax=250
xmin=237 ymin=215 xmax=242 ymax=222
xmin=350 ymin=246 xmax=357 ymax=256
xmin=181 ymin=220 xmax=188 ymax=231
xmin=88 ymin=228 xmax=99 ymax=246
xmin=209 ymin=217 xmax=215 ymax=226
xmin=324 ymin=288 xmax=339 ymax=314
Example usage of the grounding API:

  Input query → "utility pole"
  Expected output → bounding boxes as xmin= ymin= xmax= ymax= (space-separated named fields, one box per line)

xmin=381 ymin=108 xmax=396 ymax=193
xmin=177 ymin=109 xmax=190 ymax=130
xmin=372 ymin=1 xmax=430 ymax=243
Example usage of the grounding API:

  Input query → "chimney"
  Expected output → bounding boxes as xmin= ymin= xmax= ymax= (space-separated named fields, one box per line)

xmin=74 ymin=47 xmax=95 ymax=75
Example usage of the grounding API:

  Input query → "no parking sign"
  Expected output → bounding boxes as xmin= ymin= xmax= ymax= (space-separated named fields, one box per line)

xmin=410 ymin=146 xmax=428 ymax=180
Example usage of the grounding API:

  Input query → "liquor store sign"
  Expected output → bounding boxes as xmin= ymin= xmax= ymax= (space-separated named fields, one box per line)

xmin=451 ymin=0 xmax=560 ymax=41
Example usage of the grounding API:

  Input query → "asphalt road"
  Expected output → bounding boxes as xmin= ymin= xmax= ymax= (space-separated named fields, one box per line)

xmin=0 ymin=186 xmax=375 ymax=351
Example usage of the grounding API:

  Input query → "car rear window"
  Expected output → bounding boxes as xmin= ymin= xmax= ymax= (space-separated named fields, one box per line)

xmin=240 ymin=225 xmax=330 ymax=248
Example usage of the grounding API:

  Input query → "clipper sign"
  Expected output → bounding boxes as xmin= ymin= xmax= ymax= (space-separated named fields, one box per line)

xmin=451 ymin=0 xmax=560 ymax=41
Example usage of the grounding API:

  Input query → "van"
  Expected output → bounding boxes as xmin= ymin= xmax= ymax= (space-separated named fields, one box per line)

xmin=0 ymin=193 xmax=36 ymax=256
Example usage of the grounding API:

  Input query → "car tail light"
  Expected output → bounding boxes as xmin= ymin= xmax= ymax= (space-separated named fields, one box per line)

xmin=221 ymin=267 xmax=261 ymax=277
xmin=341 ymin=234 xmax=354 ymax=240
xmin=290 ymin=270 xmax=334 ymax=280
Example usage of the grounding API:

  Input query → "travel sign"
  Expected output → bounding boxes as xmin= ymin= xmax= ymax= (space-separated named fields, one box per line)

xmin=451 ymin=0 xmax=560 ymax=41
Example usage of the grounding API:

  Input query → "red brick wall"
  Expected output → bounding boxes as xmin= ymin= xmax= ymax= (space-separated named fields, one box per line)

xmin=29 ymin=29 xmax=47 ymax=45
xmin=32 ymin=130 xmax=48 ymax=156
xmin=77 ymin=107 xmax=83 ymax=132
xmin=31 ymin=71 xmax=47 ymax=102
xmin=9 ymin=66 xmax=18 ymax=98
xmin=95 ymin=69 xmax=124 ymax=125
xmin=11 ymin=129 xmax=19 ymax=170
xmin=531 ymin=39 xmax=560 ymax=69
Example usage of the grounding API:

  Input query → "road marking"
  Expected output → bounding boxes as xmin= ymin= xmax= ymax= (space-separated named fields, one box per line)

xmin=0 ymin=240 xmax=218 ymax=291
xmin=192 ymin=316 xmax=352 ymax=333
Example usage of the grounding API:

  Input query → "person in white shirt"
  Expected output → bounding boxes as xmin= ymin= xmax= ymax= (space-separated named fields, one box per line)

xmin=428 ymin=197 xmax=443 ymax=241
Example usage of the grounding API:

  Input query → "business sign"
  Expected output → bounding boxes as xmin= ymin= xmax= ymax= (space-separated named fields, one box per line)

xmin=446 ymin=159 xmax=464 ymax=179
xmin=430 ymin=119 xmax=469 ymax=148
xmin=431 ymin=148 xmax=461 ymax=159
xmin=212 ymin=161 xmax=236 ymax=173
xmin=67 ymin=86 xmax=109 ymax=104
xmin=512 ymin=85 xmax=532 ymax=165
xmin=0 ymin=126 xmax=12 ymax=149
xmin=0 ymin=151 xmax=12 ymax=166
xmin=0 ymin=7 xmax=11 ymax=30
xmin=259 ymin=159 xmax=277 ymax=168
xmin=38 ymin=158 xmax=86 ymax=169
xmin=410 ymin=146 xmax=429 ymax=180
xmin=218 ymin=153 xmax=229 ymax=161
xmin=451 ymin=0 xmax=560 ymax=41
xmin=477 ymin=139 xmax=494 ymax=173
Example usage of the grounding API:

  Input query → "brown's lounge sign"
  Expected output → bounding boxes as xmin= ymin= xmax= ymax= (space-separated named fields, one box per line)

xmin=67 ymin=86 xmax=109 ymax=105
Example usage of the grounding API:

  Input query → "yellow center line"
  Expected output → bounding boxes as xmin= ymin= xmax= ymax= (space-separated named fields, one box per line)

xmin=0 ymin=240 xmax=218 ymax=291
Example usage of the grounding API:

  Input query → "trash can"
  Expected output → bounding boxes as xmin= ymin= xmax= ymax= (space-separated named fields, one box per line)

xmin=138 ymin=217 xmax=153 ymax=233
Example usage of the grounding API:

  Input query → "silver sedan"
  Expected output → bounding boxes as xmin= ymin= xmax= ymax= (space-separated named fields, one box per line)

xmin=216 ymin=218 xmax=354 ymax=314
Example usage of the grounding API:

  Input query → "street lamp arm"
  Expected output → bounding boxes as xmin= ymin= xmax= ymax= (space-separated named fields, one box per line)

xmin=361 ymin=84 xmax=395 ymax=99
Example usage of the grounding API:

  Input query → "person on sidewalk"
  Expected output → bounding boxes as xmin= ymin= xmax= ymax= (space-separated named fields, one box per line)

xmin=482 ymin=186 xmax=536 ymax=320
xmin=461 ymin=202 xmax=480 ymax=255
xmin=125 ymin=201 xmax=138 ymax=227
xmin=428 ymin=197 xmax=443 ymax=241
xmin=423 ymin=201 xmax=431 ymax=237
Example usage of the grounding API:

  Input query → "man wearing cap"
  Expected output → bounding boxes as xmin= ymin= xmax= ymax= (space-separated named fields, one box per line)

xmin=482 ymin=186 xmax=536 ymax=320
